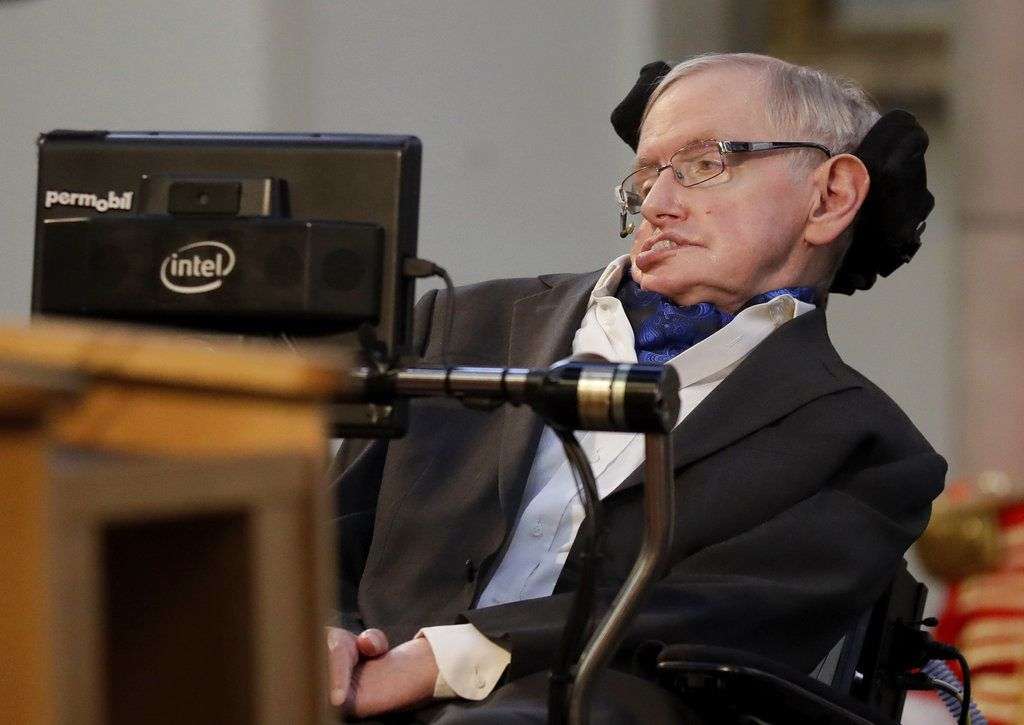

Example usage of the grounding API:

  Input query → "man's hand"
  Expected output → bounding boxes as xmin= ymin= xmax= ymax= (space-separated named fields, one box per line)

xmin=345 ymin=637 xmax=440 ymax=719
xmin=325 ymin=626 xmax=390 ymax=707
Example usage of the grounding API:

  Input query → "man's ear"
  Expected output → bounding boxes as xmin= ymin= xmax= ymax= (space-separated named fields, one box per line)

xmin=804 ymin=154 xmax=870 ymax=247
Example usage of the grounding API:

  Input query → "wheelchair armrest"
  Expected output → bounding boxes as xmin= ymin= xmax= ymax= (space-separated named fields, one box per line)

xmin=656 ymin=644 xmax=902 ymax=725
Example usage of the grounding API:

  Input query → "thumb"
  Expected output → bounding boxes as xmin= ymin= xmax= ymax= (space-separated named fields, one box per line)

xmin=356 ymin=628 xmax=390 ymax=658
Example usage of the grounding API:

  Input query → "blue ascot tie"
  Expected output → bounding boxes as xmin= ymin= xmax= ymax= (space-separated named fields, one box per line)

xmin=616 ymin=276 xmax=818 ymax=364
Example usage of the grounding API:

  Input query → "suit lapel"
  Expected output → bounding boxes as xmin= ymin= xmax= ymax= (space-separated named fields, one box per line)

xmin=674 ymin=308 xmax=855 ymax=467
xmin=496 ymin=286 xmax=857 ymax=525
xmin=496 ymin=270 xmax=602 ymax=521
xmin=617 ymin=308 xmax=858 ymax=490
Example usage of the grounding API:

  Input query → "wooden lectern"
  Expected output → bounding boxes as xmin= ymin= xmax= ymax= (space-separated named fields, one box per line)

xmin=0 ymin=321 xmax=349 ymax=725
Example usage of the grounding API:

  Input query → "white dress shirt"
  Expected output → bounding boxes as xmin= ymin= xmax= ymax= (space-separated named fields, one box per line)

xmin=417 ymin=255 xmax=815 ymax=700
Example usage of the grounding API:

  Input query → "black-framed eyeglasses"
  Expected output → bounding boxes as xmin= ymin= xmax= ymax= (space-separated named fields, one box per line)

xmin=614 ymin=139 xmax=833 ymax=216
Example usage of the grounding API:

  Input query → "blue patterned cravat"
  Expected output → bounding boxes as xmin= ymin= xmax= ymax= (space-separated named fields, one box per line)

xmin=616 ymin=275 xmax=817 ymax=364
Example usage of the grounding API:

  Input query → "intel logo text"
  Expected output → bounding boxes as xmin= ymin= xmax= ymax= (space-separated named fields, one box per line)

xmin=159 ymin=241 xmax=236 ymax=294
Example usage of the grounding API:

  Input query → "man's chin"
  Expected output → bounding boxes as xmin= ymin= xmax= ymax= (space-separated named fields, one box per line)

xmin=636 ymin=275 xmax=736 ymax=309
xmin=632 ymin=268 xmax=683 ymax=296
xmin=636 ymin=275 xmax=691 ymax=302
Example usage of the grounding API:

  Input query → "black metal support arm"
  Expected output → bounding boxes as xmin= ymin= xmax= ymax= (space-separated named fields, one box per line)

xmin=567 ymin=432 xmax=675 ymax=725
xmin=337 ymin=359 xmax=679 ymax=725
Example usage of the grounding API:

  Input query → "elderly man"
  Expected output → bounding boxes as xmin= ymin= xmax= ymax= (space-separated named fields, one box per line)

xmin=328 ymin=53 xmax=945 ymax=722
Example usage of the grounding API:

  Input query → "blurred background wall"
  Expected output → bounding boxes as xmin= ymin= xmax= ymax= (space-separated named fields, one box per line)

xmin=0 ymin=0 xmax=961 ymax=561
xmin=4 ymin=2 xmax=1019 ymax=719
xmin=0 ymin=0 xmax=961 ymax=470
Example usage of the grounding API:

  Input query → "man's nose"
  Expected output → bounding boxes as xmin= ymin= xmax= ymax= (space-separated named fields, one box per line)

xmin=641 ymin=166 xmax=689 ymax=225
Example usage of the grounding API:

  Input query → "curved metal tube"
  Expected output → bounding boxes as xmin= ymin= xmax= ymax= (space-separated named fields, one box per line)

xmin=568 ymin=432 xmax=675 ymax=725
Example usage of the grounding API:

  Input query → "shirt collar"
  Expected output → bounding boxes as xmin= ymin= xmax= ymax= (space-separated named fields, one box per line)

xmin=577 ymin=256 xmax=816 ymax=389
xmin=589 ymin=254 xmax=632 ymax=303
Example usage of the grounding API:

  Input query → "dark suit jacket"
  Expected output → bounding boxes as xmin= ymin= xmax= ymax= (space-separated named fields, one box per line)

xmin=332 ymin=270 xmax=946 ymax=683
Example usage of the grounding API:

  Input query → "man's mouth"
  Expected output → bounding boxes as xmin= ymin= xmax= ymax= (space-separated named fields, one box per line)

xmin=648 ymin=239 xmax=679 ymax=253
xmin=634 ymin=233 xmax=699 ymax=271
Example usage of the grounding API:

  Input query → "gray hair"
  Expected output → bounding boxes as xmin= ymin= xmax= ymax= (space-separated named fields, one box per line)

xmin=643 ymin=53 xmax=880 ymax=156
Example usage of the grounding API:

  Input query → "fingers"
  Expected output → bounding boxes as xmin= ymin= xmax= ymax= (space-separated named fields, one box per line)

xmin=324 ymin=627 xmax=389 ymax=709
xmin=325 ymin=627 xmax=358 ymax=707
xmin=346 ymin=639 xmax=438 ymax=719
xmin=356 ymin=628 xmax=390 ymax=658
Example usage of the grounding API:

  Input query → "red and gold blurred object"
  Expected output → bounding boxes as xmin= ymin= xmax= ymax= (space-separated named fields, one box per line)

xmin=918 ymin=471 xmax=1024 ymax=724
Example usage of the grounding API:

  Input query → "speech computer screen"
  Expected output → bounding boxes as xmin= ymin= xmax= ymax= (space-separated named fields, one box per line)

xmin=33 ymin=130 xmax=421 ymax=435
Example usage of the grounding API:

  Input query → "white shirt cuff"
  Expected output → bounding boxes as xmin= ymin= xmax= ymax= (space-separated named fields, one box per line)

xmin=416 ymin=623 xmax=511 ymax=701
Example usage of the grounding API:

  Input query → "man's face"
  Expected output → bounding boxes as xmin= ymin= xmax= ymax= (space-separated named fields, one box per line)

xmin=628 ymin=67 xmax=818 ymax=311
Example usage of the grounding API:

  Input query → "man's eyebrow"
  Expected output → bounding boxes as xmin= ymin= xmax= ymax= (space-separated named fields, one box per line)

xmin=633 ymin=134 xmax=718 ymax=167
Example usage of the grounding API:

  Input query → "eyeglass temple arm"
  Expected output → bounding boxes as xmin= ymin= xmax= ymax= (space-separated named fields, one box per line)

xmin=720 ymin=140 xmax=832 ymax=157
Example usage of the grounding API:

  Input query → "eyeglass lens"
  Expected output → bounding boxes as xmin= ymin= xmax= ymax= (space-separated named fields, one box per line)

xmin=620 ymin=144 xmax=726 ymax=213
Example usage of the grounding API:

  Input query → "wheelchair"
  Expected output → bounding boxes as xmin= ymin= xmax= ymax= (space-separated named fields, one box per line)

xmin=654 ymin=561 xmax=954 ymax=724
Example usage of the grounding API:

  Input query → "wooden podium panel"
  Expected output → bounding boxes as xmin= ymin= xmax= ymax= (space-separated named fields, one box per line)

xmin=0 ymin=321 xmax=349 ymax=725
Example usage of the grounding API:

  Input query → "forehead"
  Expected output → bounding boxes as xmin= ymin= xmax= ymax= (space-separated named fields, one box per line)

xmin=637 ymin=67 xmax=776 ymax=157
